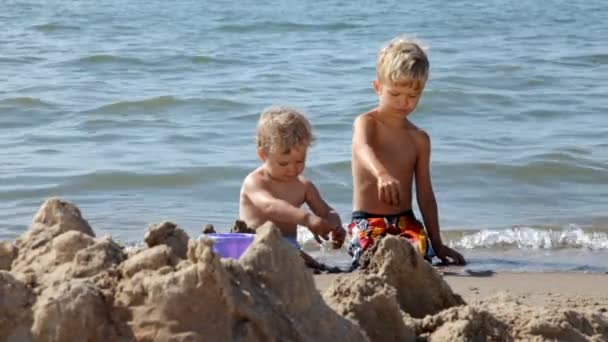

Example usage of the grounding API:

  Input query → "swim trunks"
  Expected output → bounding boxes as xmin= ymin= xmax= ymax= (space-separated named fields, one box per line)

xmin=348 ymin=210 xmax=431 ymax=267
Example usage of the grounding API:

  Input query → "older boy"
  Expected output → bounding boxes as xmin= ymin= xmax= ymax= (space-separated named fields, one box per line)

xmin=239 ymin=106 xmax=346 ymax=267
xmin=349 ymin=36 xmax=466 ymax=266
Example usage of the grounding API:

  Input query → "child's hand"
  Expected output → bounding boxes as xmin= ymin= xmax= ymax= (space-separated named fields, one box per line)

xmin=434 ymin=244 xmax=466 ymax=265
xmin=330 ymin=226 xmax=346 ymax=249
xmin=306 ymin=214 xmax=333 ymax=241
xmin=377 ymin=172 xmax=401 ymax=206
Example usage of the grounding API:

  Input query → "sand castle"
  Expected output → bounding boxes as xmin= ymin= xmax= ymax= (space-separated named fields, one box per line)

xmin=1 ymin=198 xmax=606 ymax=341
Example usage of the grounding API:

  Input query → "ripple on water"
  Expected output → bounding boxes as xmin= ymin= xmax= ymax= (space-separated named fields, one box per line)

xmin=31 ymin=23 xmax=81 ymax=33
xmin=0 ymin=97 xmax=55 ymax=108
xmin=69 ymin=54 xmax=147 ymax=66
xmin=86 ymin=96 xmax=250 ymax=114
xmin=217 ymin=21 xmax=360 ymax=33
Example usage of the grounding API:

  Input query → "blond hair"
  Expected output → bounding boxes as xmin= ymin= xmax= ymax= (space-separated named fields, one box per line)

xmin=256 ymin=106 xmax=313 ymax=154
xmin=376 ymin=36 xmax=429 ymax=90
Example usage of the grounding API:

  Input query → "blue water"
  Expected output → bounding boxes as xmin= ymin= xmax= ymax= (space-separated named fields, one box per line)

xmin=2 ymin=0 xmax=608 ymax=272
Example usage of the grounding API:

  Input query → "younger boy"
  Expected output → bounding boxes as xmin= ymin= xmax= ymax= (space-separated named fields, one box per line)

xmin=349 ymin=36 xmax=466 ymax=267
xmin=239 ymin=106 xmax=346 ymax=268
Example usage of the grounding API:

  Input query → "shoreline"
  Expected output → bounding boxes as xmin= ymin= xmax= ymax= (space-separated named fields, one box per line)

xmin=315 ymin=270 xmax=608 ymax=310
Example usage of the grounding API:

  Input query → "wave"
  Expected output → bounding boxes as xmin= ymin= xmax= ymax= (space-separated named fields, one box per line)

xmin=437 ymin=159 xmax=608 ymax=184
xmin=70 ymin=54 xmax=146 ymax=65
xmin=522 ymin=108 xmax=563 ymax=119
xmin=200 ymin=98 xmax=250 ymax=111
xmin=503 ymin=160 xmax=608 ymax=184
xmin=190 ymin=55 xmax=224 ymax=64
xmin=556 ymin=53 xmax=608 ymax=66
xmin=310 ymin=160 xmax=351 ymax=173
xmin=583 ymin=53 xmax=608 ymax=65
xmin=31 ymin=23 xmax=80 ymax=32
xmin=91 ymin=96 xmax=180 ymax=113
xmin=33 ymin=148 xmax=61 ymax=155
xmin=0 ymin=167 xmax=249 ymax=200
xmin=523 ymin=150 xmax=594 ymax=164
xmin=0 ymin=97 xmax=55 ymax=108
xmin=272 ymin=226 xmax=608 ymax=273
xmin=217 ymin=21 xmax=359 ymax=33
xmin=448 ymin=226 xmax=608 ymax=250
xmin=462 ymin=256 xmax=608 ymax=273
xmin=0 ymin=56 xmax=45 ymax=65
xmin=69 ymin=170 xmax=206 ymax=189
xmin=60 ymin=53 xmax=243 ymax=69
xmin=88 ymin=96 xmax=248 ymax=114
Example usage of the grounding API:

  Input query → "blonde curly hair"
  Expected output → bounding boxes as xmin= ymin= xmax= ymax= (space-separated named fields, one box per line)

xmin=256 ymin=106 xmax=314 ymax=154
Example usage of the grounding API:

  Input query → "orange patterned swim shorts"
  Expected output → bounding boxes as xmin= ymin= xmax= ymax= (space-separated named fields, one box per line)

xmin=348 ymin=210 xmax=431 ymax=267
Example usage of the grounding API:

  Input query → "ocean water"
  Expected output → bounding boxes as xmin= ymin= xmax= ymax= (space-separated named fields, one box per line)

xmin=2 ymin=0 xmax=607 ymax=272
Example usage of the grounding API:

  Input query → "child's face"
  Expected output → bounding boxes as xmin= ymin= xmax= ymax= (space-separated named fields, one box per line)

xmin=373 ymin=80 xmax=424 ymax=116
xmin=258 ymin=144 xmax=307 ymax=181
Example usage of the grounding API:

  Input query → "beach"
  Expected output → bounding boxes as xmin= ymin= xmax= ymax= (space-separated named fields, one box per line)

xmin=2 ymin=0 xmax=608 ymax=275
xmin=2 ymin=198 xmax=607 ymax=341
xmin=316 ymin=272 xmax=608 ymax=311
xmin=2 ymin=0 xmax=608 ymax=340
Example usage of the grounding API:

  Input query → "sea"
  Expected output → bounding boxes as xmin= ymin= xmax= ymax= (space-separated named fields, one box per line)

xmin=2 ymin=0 xmax=607 ymax=273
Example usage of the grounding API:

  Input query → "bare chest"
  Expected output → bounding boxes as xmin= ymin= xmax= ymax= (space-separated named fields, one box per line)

xmin=266 ymin=181 xmax=307 ymax=206
xmin=372 ymin=128 xmax=418 ymax=170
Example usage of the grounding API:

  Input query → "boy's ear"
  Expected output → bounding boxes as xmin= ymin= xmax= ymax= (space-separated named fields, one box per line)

xmin=257 ymin=148 xmax=266 ymax=162
xmin=372 ymin=79 xmax=381 ymax=95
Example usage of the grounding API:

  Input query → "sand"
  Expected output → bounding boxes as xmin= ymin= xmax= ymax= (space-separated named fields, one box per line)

xmin=316 ymin=272 xmax=608 ymax=311
xmin=1 ymin=198 xmax=607 ymax=341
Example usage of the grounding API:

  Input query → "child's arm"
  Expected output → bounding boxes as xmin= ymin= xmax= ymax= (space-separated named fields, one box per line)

xmin=353 ymin=115 xmax=402 ymax=206
xmin=304 ymin=180 xmax=338 ymax=224
xmin=304 ymin=180 xmax=346 ymax=247
xmin=414 ymin=131 xmax=466 ymax=265
xmin=243 ymin=177 xmax=334 ymax=237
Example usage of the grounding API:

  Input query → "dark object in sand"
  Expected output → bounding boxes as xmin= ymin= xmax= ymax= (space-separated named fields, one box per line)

xmin=300 ymin=250 xmax=346 ymax=274
xmin=312 ymin=264 xmax=345 ymax=274
xmin=231 ymin=220 xmax=256 ymax=234
xmin=202 ymin=224 xmax=216 ymax=234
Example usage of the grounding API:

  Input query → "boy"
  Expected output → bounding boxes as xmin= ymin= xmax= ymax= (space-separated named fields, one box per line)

xmin=239 ymin=106 xmax=346 ymax=268
xmin=349 ymin=36 xmax=466 ymax=267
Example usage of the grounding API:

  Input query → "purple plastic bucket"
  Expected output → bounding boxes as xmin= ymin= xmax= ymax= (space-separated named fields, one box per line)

xmin=207 ymin=233 xmax=254 ymax=259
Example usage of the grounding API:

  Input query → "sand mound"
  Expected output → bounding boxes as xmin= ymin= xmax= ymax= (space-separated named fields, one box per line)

xmin=115 ymin=223 xmax=367 ymax=341
xmin=0 ymin=241 xmax=16 ymax=271
xmin=359 ymin=236 xmax=465 ymax=318
xmin=1 ymin=198 xmax=606 ymax=341
xmin=323 ymin=236 xmax=464 ymax=341
xmin=0 ymin=271 xmax=34 ymax=341
xmin=416 ymin=293 xmax=608 ymax=341
xmin=144 ymin=221 xmax=189 ymax=259
xmin=1 ymin=198 xmax=367 ymax=342
xmin=322 ymin=236 xmax=607 ymax=341
xmin=323 ymin=273 xmax=416 ymax=341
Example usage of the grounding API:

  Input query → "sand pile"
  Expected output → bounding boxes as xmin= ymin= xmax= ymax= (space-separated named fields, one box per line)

xmin=416 ymin=293 xmax=608 ymax=341
xmin=0 ymin=198 xmax=366 ymax=342
xmin=322 ymin=236 xmax=608 ymax=341
xmin=1 ymin=198 xmax=607 ymax=342
xmin=323 ymin=236 xmax=464 ymax=341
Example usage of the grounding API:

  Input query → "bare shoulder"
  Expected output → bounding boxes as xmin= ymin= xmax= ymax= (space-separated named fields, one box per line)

xmin=297 ymin=175 xmax=315 ymax=191
xmin=353 ymin=110 xmax=379 ymax=128
xmin=241 ymin=167 xmax=265 ymax=192
xmin=353 ymin=110 xmax=379 ymax=142
xmin=410 ymin=128 xmax=431 ymax=153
